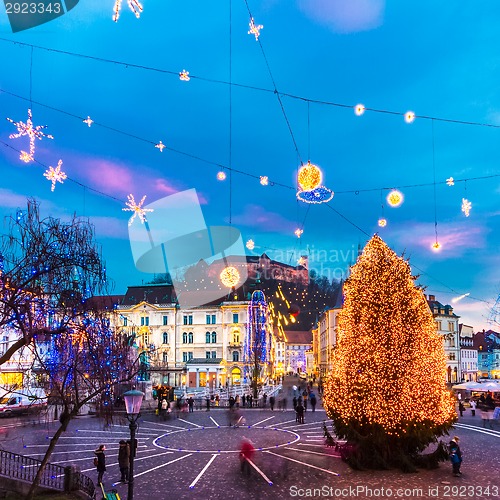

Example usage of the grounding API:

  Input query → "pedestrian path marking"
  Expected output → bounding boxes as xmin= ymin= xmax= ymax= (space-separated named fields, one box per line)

xmin=57 ymin=436 xmax=150 ymax=441
xmin=209 ymin=416 xmax=220 ymax=427
xmin=264 ymin=450 xmax=339 ymax=476
xmin=266 ymin=419 xmax=296 ymax=427
xmin=455 ymin=423 xmax=500 ymax=438
xmin=281 ymin=421 xmax=323 ymax=430
xmin=189 ymin=454 xmax=218 ymax=488
xmin=134 ymin=453 xmax=192 ymax=477
xmin=246 ymin=457 xmax=273 ymax=485
xmin=25 ymin=446 xmax=146 ymax=456
xmin=296 ymin=443 xmax=327 ymax=448
xmin=252 ymin=416 xmax=275 ymax=427
xmin=142 ymin=421 xmax=186 ymax=430
xmin=178 ymin=418 xmax=202 ymax=428
xmin=285 ymin=447 xmax=340 ymax=458
xmin=77 ymin=429 xmax=158 ymax=437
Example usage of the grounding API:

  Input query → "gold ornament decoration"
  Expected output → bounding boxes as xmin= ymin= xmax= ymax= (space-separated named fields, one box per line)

xmin=432 ymin=241 xmax=442 ymax=251
xmin=298 ymin=161 xmax=322 ymax=191
xmin=220 ymin=266 xmax=240 ymax=288
xmin=217 ymin=171 xmax=227 ymax=181
xmin=378 ymin=218 xmax=387 ymax=227
xmin=387 ymin=189 xmax=404 ymax=207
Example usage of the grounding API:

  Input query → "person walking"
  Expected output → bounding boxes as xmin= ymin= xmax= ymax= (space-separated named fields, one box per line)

xmin=302 ymin=390 xmax=308 ymax=412
xmin=458 ymin=401 xmax=465 ymax=417
xmin=296 ymin=400 xmax=304 ymax=424
xmin=239 ymin=437 xmax=255 ymax=476
xmin=94 ymin=444 xmax=106 ymax=486
xmin=282 ymin=397 xmax=287 ymax=412
xmin=449 ymin=436 xmax=462 ymax=477
xmin=118 ymin=440 xmax=130 ymax=483
xmin=292 ymin=396 xmax=297 ymax=411
xmin=263 ymin=393 xmax=267 ymax=408
xmin=242 ymin=395 xmax=246 ymax=407
xmin=470 ymin=400 xmax=476 ymax=416
xmin=269 ymin=395 xmax=275 ymax=411
xmin=206 ymin=396 xmax=211 ymax=412
xmin=310 ymin=392 xmax=317 ymax=412
xmin=188 ymin=396 xmax=194 ymax=413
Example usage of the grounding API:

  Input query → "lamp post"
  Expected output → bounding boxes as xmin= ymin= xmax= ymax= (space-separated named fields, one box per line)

xmin=123 ymin=389 xmax=144 ymax=500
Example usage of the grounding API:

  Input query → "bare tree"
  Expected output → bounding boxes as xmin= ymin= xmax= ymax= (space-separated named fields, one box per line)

xmin=0 ymin=199 xmax=107 ymax=366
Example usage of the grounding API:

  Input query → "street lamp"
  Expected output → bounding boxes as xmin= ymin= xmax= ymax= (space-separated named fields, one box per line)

xmin=123 ymin=389 xmax=144 ymax=500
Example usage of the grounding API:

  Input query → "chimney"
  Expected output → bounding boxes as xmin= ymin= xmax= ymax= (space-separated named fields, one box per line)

xmin=429 ymin=294 xmax=435 ymax=301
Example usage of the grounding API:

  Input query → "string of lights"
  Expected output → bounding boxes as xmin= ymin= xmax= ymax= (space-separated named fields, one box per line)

xmin=1 ymin=36 xmax=499 ymax=130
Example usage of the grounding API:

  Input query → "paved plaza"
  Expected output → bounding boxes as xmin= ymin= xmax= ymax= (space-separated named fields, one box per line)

xmin=1 ymin=404 xmax=500 ymax=500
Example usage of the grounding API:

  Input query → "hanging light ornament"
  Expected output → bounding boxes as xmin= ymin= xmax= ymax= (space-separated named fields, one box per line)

xmin=378 ymin=218 xmax=387 ymax=227
xmin=298 ymin=161 xmax=322 ymax=191
xmin=6 ymin=108 xmax=54 ymax=162
xmin=432 ymin=241 xmax=442 ymax=252
xmin=113 ymin=0 xmax=143 ymax=22
xmin=297 ymin=186 xmax=334 ymax=204
xmin=387 ymin=189 xmax=404 ymax=207
xmin=461 ymin=198 xmax=472 ymax=217
xmin=217 ymin=171 xmax=227 ymax=181
xmin=246 ymin=239 xmax=255 ymax=251
xmin=294 ymin=228 xmax=304 ymax=238
xmin=43 ymin=160 xmax=67 ymax=192
xmin=179 ymin=70 xmax=190 ymax=82
xmin=404 ymin=111 xmax=416 ymax=123
xmin=354 ymin=104 xmax=365 ymax=116
xmin=220 ymin=266 xmax=240 ymax=288
xmin=248 ymin=18 xmax=263 ymax=41
xmin=155 ymin=141 xmax=166 ymax=152
xmin=83 ymin=116 xmax=93 ymax=127
xmin=260 ymin=176 xmax=269 ymax=186
xmin=446 ymin=177 xmax=455 ymax=186
xmin=122 ymin=194 xmax=154 ymax=226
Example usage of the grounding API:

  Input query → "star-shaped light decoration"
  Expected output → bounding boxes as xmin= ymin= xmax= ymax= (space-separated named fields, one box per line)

xmin=6 ymin=108 xmax=54 ymax=162
xmin=179 ymin=70 xmax=190 ymax=82
xmin=297 ymin=256 xmax=307 ymax=267
xmin=155 ymin=141 xmax=166 ymax=152
xmin=260 ymin=176 xmax=269 ymax=186
xmin=446 ymin=177 xmax=455 ymax=186
xmin=246 ymin=239 xmax=255 ymax=251
xmin=83 ymin=116 xmax=94 ymax=127
xmin=461 ymin=198 xmax=472 ymax=217
xmin=294 ymin=228 xmax=303 ymax=238
xmin=248 ymin=17 xmax=263 ymax=41
xmin=43 ymin=160 xmax=67 ymax=192
xmin=122 ymin=194 xmax=154 ymax=226
xmin=113 ymin=0 xmax=143 ymax=22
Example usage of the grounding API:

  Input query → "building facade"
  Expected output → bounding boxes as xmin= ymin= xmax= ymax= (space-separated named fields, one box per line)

xmin=283 ymin=330 xmax=312 ymax=374
xmin=459 ymin=324 xmax=478 ymax=382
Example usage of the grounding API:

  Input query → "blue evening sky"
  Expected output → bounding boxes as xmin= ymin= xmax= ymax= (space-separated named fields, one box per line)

xmin=0 ymin=1 xmax=498 ymax=329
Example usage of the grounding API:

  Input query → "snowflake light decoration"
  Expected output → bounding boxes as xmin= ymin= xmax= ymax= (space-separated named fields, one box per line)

xmin=294 ymin=228 xmax=303 ymax=238
xmin=446 ymin=177 xmax=455 ymax=186
xmin=179 ymin=70 xmax=190 ymax=82
xmin=123 ymin=194 xmax=153 ymax=226
xmin=461 ymin=198 xmax=472 ymax=217
xmin=83 ymin=116 xmax=94 ymax=127
xmin=260 ymin=176 xmax=269 ymax=186
xmin=246 ymin=239 xmax=255 ymax=250
xmin=113 ymin=0 xmax=143 ymax=22
xmin=6 ymin=108 xmax=54 ymax=162
xmin=43 ymin=160 xmax=67 ymax=192
xmin=248 ymin=18 xmax=263 ymax=41
xmin=155 ymin=141 xmax=166 ymax=152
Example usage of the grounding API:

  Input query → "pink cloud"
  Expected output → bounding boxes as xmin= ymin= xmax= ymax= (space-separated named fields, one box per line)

xmin=392 ymin=221 xmax=487 ymax=257
xmin=296 ymin=0 xmax=385 ymax=33
xmin=85 ymin=158 xmax=135 ymax=195
xmin=232 ymin=204 xmax=295 ymax=233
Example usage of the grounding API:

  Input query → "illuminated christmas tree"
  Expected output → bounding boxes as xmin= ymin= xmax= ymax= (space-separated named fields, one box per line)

xmin=324 ymin=235 xmax=456 ymax=471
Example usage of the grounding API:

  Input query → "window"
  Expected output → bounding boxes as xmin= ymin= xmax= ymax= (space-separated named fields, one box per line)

xmin=163 ymin=315 xmax=168 ymax=326
xmin=211 ymin=331 xmax=217 ymax=343
xmin=436 ymin=321 xmax=442 ymax=331
xmin=206 ymin=315 xmax=211 ymax=325
xmin=206 ymin=332 xmax=211 ymax=343
xmin=123 ymin=317 xmax=128 ymax=326
xmin=182 ymin=332 xmax=188 ymax=344
xmin=188 ymin=352 xmax=193 ymax=360
xmin=233 ymin=313 xmax=239 ymax=324
xmin=233 ymin=332 xmax=240 ymax=344
xmin=448 ymin=321 xmax=455 ymax=332
xmin=233 ymin=351 xmax=239 ymax=362
xmin=143 ymin=330 xmax=149 ymax=346
xmin=211 ymin=314 xmax=216 ymax=324
xmin=183 ymin=315 xmax=188 ymax=325
xmin=188 ymin=315 xmax=193 ymax=325
xmin=162 ymin=332 xmax=168 ymax=344
xmin=188 ymin=332 xmax=193 ymax=344
xmin=211 ymin=351 xmax=216 ymax=359
xmin=206 ymin=351 xmax=211 ymax=359
xmin=162 ymin=352 xmax=168 ymax=363
xmin=183 ymin=352 xmax=188 ymax=362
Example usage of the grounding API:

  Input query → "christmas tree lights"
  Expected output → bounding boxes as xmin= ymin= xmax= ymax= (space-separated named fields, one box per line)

xmin=323 ymin=235 xmax=455 ymax=470
xmin=6 ymin=109 xmax=54 ymax=162
xmin=43 ymin=160 xmax=67 ymax=191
